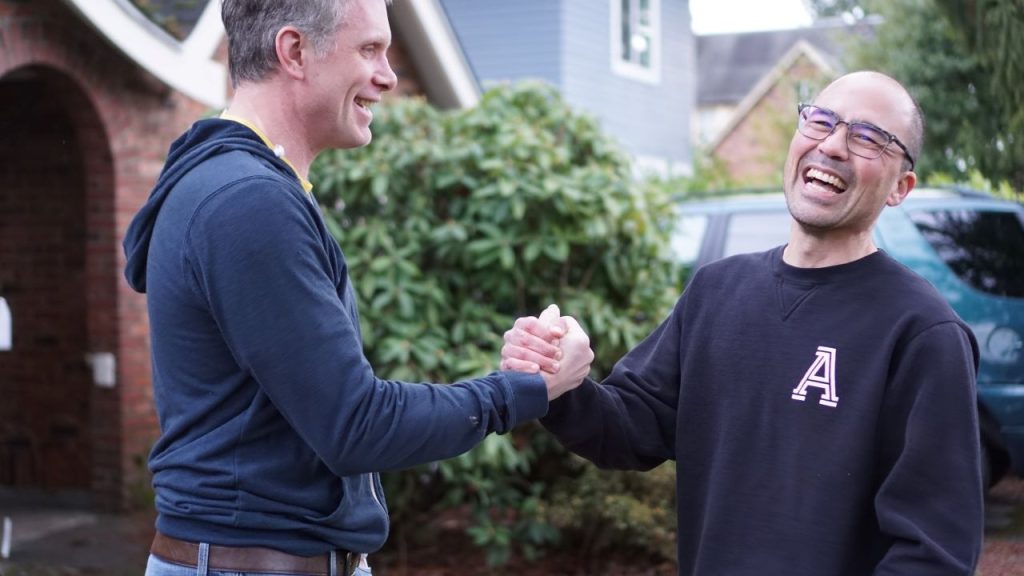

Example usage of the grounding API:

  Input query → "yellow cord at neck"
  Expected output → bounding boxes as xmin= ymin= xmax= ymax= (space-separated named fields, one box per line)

xmin=219 ymin=111 xmax=314 ymax=194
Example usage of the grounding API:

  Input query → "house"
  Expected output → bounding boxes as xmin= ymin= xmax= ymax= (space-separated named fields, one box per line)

xmin=0 ymin=0 xmax=477 ymax=509
xmin=695 ymin=18 xmax=878 ymax=185
xmin=439 ymin=0 xmax=697 ymax=176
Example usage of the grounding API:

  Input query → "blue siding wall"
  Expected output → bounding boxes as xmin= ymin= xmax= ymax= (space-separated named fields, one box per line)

xmin=562 ymin=0 xmax=694 ymax=171
xmin=440 ymin=0 xmax=562 ymax=87
xmin=440 ymin=0 xmax=694 ymax=172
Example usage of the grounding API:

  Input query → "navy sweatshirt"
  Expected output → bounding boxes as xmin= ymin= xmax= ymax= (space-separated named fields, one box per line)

xmin=123 ymin=119 xmax=548 ymax=555
xmin=543 ymin=247 xmax=982 ymax=575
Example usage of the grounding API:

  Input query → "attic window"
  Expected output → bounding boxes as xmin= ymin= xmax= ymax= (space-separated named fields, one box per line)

xmin=611 ymin=0 xmax=661 ymax=84
xmin=126 ymin=0 xmax=207 ymax=42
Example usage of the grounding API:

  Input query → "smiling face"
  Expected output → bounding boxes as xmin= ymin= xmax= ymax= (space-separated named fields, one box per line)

xmin=304 ymin=0 xmax=397 ymax=150
xmin=783 ymin=72 xmax=917 ymax=242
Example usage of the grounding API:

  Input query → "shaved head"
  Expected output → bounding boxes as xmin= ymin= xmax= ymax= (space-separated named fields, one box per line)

xmin=818 ymin=71 xmax=924 ymax=169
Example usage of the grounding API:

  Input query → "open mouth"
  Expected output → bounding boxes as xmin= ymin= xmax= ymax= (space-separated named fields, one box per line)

xmin=804 ymin=167 xmax=848 ymax=194
xmin=355 ymin=97 xmax=373 ymax=111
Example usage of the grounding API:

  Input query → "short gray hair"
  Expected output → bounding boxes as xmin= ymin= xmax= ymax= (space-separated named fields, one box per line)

xmin=221 ymin=0 xmax=348 ymax=88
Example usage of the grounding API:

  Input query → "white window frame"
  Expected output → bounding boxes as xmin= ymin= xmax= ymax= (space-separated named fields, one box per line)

xmin=62 ymin=0 xmax=226 ymax=107
xmin=610 ymin=0 xmax=662 ymax=85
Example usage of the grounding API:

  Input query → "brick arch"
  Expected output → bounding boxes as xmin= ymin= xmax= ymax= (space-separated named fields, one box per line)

xmin=0 ymin=0 xmax=212 ymax=509
xmin=0 ymin=64 xmax=111 ymax=496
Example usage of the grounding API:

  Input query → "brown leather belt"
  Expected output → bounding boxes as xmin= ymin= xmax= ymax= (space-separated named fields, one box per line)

xmin=151 ymin=531 xmax=359 ymax=576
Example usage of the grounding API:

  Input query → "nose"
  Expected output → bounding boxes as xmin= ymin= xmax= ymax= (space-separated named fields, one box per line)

xmin=375 ymin=56 xmax=398 ymax=93
xmin=817 ymin=122 xmax=850 ymax=160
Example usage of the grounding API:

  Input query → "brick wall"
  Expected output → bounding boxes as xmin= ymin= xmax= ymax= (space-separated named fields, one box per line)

xmin=713 ymin=57 xmax=831 ymax=186
xmin=0 ymin=0 xmax=207 ymax=509
xmin=388 ymin=33 xmax=425 ymax=99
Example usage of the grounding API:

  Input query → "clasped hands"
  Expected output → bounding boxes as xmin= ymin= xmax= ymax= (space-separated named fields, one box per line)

xmin=501 ymin=305 xmax=594 ymax=401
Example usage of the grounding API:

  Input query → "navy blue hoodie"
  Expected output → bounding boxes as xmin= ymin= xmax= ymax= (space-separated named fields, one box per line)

xmin=123 ymin=119 xmax=547 ymax=555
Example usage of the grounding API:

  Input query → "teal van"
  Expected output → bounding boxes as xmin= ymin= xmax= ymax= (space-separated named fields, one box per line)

xmin=673 ymin=187 xmax=1024 ymax=488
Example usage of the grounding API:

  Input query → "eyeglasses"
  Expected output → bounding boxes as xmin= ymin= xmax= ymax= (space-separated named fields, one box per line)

xmin=797 ymin=103 xmax=915 ymax=170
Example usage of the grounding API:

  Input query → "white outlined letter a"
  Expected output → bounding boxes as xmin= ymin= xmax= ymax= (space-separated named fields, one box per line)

xmin=791 ymin=346 xmax=838 ymax=408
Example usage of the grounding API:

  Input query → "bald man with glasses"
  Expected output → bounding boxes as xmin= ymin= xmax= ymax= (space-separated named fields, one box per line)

xmin=503 ymin=71 xmax=982 ymax=576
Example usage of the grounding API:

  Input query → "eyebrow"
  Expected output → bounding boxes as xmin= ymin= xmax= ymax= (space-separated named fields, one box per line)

xmin=362 ymin=31 xmax=391 ymax=47
xmin=819 ymin=106 xmax=887 ymax=130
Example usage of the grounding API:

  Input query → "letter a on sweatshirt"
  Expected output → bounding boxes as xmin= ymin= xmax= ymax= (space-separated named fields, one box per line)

xmin=792 ymin=346 xmax=838 ymax=407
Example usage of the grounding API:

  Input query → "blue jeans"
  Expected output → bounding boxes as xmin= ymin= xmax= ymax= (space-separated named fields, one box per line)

xmin=145 ymin=548 xmax=373 ymax=576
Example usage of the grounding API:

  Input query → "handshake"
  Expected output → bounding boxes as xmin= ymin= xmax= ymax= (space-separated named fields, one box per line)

xmin=501 ymin=304 xmax=594 ymax=401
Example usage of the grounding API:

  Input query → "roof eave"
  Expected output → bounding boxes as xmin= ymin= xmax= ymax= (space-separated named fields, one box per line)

xmin=390 ymin=0 xmax=480 ymax=109
xmin=60 ymin=0 xmax=227 ymax=108
xmin=710 ymin=41 xmax=835 ymax=151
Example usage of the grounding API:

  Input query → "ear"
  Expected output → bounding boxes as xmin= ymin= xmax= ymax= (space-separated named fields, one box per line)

xmin=275 ymin=26 xmax=308 ymax=80
xmin=886 ymin=169 xmax=916 ymax=207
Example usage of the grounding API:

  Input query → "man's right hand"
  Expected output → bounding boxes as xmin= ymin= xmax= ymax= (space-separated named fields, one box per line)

xmin=502 ymin=305 xmax=593 ymax=401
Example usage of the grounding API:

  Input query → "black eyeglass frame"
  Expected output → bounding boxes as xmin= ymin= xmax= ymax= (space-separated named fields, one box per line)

xmin=797 ymin=103 xmax=916 ymax=171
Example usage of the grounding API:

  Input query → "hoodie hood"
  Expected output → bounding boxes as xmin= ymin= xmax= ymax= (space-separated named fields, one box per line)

xmin=123 ymin=118 xmax=298 ymax=293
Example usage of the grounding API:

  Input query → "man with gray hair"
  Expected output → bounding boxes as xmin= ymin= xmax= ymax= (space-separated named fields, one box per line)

xmin=123 ymin=1 xmax=593 ymax=574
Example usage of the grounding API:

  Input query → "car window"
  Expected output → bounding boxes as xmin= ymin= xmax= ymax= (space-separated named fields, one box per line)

xmin=723 ymin=211 xmax=792 ymax=257
xmin=672 ymin=214 xmax=708 ymax=266
xmin=907 ymin=208 xmax=1024 ymax=298
xmin=672 ymin=214 xmax=708 ymax=285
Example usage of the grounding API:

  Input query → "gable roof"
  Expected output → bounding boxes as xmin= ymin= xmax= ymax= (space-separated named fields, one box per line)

xmin=697 ymin=17 xmax=879 ymax=106
xmin=60 ymin=0 xmax=479 ymax=109
xmin=390 ymin=0 xmax=479 ymax=108
xmin=710 ymin=39 xmax=834 ymax=151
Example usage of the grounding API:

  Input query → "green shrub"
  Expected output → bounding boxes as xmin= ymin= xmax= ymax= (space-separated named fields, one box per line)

xmin=546 ymin=457 xmax=678 ymax=566
xmin=926 ymin=169 xmax=1023 ymax=203
xmin=310 ymin=81 xmax=680 ymax=566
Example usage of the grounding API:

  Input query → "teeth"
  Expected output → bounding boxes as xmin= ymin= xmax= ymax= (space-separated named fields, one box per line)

xmin=355 ymin=98 xmax=371 ymax=109
xmin=806 ymin=168 xmax=848 ymax=191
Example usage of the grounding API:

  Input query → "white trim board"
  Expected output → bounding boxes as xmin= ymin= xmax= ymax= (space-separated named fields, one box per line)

xmin=61 ymin=0 xmax=227 ymax=108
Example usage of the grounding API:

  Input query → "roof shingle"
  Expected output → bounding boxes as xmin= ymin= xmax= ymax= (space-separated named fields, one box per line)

xmin=697 ymin=18 xmax=878 ymax=106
